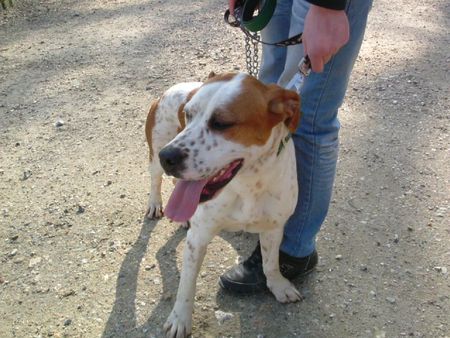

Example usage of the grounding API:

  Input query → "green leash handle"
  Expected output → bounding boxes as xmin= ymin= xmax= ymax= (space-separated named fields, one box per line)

xmin=224 ymin=0 xmax=277 ymax=32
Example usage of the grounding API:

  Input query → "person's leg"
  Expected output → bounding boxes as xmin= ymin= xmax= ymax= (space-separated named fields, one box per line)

xmin=257 ymin=0 xmax=293 ymax=84
xmin=219 ymin=0 xmax=373 ymax=293
xmin=280 ymin=0 xmax=373 ymax=258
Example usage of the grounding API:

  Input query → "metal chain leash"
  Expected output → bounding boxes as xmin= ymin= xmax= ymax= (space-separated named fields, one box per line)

xmin=244 ymin=32 xmax=260 ymax=78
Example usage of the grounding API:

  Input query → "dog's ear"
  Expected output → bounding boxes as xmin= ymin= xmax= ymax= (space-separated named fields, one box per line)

xmin=267 ymin=86 xmax=301 ymax=133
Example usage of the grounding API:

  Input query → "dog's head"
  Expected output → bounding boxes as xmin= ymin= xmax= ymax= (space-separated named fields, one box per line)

xmin=159 ymin=73 xmax=300 ymax=221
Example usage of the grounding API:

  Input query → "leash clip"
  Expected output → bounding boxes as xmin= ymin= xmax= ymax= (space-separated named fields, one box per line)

xmin=286 ymin=56 xmax=312 ymax=93
xmin=298 ymin=56 xmax=311 ymax=77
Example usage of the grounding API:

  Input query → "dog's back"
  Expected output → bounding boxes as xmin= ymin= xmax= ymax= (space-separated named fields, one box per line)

xmin=145 ymin=82 xmax=202 ymax=219
xmin=146 ymin=82 xmax=202 ymax=161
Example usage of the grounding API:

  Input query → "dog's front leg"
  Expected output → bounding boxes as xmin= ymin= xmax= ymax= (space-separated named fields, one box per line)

xmin=146 ymin=158 xmax=164 ymax=219
xmin=164 ymin=226 xmax=215 ymax=338
xmin=260 ymin=229 xmax=303 ymax=303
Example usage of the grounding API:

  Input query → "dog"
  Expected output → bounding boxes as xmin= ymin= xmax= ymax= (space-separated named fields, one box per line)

xmin=145 ymin=72 xmax=302 ymax=337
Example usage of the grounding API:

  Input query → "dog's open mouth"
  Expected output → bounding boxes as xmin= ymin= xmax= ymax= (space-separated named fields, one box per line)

xmin=199 ymin=159 xmax=243 ymax=203
xmin=164 ymin=159 xmax=244 ymax=222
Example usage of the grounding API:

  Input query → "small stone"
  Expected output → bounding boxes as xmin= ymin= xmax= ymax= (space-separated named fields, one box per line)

xmin=386 ymin=297 xmax=396 ymax=304
xmin=360 ymin=264 xmax=368 ymax=272
xmin=63 ymin=319 xmax=72 ymax=326
xmin=119 ymin=194 xmax=126 ymax=199
xmin=21 ymin=170 xmax=32 ymax=181
xmin=393 ymin=234 xmax=399 ymax=243
xmin=215 ymin=310 xmax=234 ymax=325
xmin=9 ymin=249 xmax=18 ymax=257
xmin=144 ymin=264 xmax=156 ymax=271
xmin=153 ymin=278 xmax=160 ymax=285
xmin=369 ymin=290 xmax=376 ymax=297
xmin=407 ymin=226 xmax=414 ymax=232
xmin=61 ymin=289 xmax=76 ymax=298
xmin=76 ymin=205 xmax=85 ymax=214
xmin=9 ymin=234 xmax=19 ymax=241
xmin=29 ymin=257 xmax=42 ymax=268
xmin=374 ymin=328 xmax=386 ymax=338
xmin=55 ymin=119 xmax=65 ymax=127
xmin=433 ymin=266 xmax=448 ymax=274
xmin=335 ymin=254 xmax=343 ymax=260
xmin=162 ymin=291 xmax=172 ymax=301
xmin=257 ymin=335 xmax=265 ymax=338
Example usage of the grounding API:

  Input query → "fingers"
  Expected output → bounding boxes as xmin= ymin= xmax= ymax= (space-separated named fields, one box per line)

xmin=305 ymin=50 xmax=334 ymax=73
xmin=302 ymin=5 xmax=350 ymax=73
xmin=304 ymin=40 xmax=327 ymax=73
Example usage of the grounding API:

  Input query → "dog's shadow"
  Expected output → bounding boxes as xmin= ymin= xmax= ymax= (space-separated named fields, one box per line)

xmin=102 ymin=218 xmax=311 ymax=337
xmin=102 ymin=217 xmax=187 ymax=338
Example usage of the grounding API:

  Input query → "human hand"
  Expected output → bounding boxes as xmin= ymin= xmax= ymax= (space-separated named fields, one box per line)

xmin=303 ymin=5 xmax=349 ymax=73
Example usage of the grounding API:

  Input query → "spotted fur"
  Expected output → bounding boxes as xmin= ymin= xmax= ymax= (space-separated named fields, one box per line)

xmin=145 ymin=73 xmax=302 ymax=338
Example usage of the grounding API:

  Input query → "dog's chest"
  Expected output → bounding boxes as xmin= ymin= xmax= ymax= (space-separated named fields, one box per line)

xmin=193 ymin=145 xmax=298 ymax=233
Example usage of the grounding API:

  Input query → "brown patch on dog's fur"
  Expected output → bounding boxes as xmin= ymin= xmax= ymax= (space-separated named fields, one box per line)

xmin=266 ymin=84 xmax=301 ymax=133
xmin=145 ymin=98 xmax=160 ymax=160
xmin=186 ymin=88 xmax=199 ymax=104
xmin=207 ymin=71 xmax=216 ymax=79
xmin=204 ymin=72 xmax=237 ymax=84
xmin=212 ymin=75 xmax=301 ymax=146
xmin=177 ymin=88 xmax=200 ymax=133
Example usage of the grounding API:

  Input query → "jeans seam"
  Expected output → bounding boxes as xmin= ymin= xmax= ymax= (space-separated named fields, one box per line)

xmin=293 ymin=54 xmax=337 ymax=256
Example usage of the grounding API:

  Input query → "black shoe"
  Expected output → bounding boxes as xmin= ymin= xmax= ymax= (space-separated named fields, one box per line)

xmin=219 ymin=242 xmax=318 ymax=294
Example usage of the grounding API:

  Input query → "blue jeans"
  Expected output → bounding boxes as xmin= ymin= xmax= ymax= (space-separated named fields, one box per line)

xmin=259 ymin=0 xmax=373 ymax=257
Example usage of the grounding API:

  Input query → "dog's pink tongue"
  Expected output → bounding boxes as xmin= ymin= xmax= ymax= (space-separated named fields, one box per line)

xmin=165 ymin=179 xmax=209 ymax=222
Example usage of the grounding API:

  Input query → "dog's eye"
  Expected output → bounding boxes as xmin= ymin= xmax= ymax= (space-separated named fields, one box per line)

xmin=209 ymin=116 xmax=235 ymax=131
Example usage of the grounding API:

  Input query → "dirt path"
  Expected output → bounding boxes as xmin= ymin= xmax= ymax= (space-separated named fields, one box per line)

xmin=1 ymin=0 xmax=449 ymax=337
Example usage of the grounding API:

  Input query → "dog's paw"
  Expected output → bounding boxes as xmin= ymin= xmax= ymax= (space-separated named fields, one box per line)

xmin=146 ymin=202 xmax=163 ymax=219
xmin=268 ymin=277 xmax=303 ymax=303
xmin=163 ymin=309 xmax=192 ymax=338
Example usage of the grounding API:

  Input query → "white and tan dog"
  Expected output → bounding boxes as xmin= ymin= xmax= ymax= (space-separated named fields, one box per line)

xmin=145 ymin=73 xmax=301 ymax=337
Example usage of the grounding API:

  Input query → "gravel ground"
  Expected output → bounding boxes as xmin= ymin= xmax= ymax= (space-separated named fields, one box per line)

xmin=1 ymin=0 xmax=449 ymax=337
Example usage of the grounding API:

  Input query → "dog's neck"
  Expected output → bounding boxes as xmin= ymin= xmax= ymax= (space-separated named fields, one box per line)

xmin=239 ymin=123 xmax=293 ymax=179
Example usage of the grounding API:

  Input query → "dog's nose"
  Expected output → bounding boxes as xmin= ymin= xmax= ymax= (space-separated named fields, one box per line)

xmin=159 ymin=146 xmax=187 ymax=176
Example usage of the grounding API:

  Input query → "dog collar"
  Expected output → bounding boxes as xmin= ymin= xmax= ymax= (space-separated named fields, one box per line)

xmin=276 ymin=133 xmax=292 ymax=157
